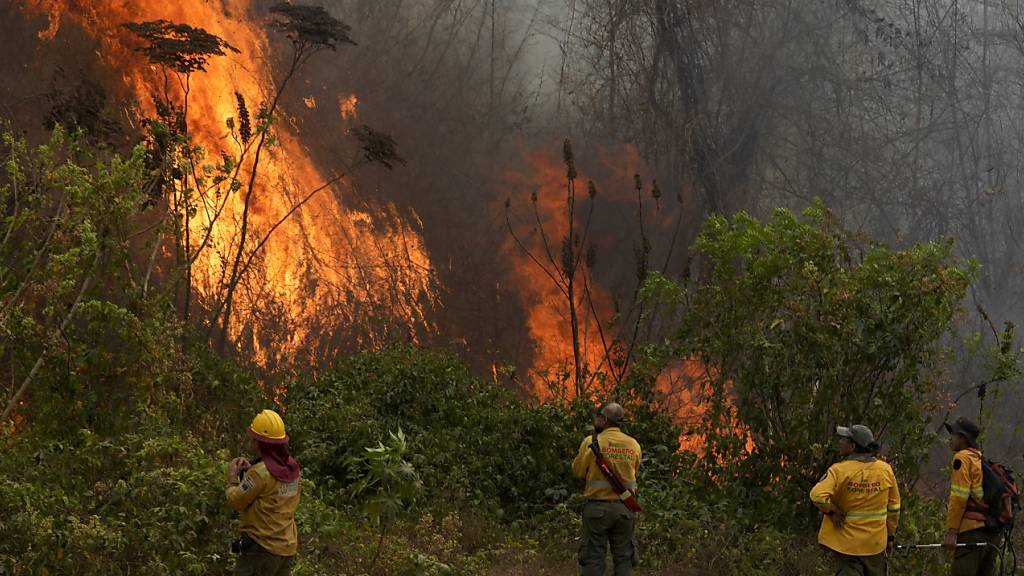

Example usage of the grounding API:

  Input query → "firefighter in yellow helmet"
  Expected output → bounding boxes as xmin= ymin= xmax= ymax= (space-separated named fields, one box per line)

xmin=810 ymin=425 xmax=900 ymax=576
xmin=942 ymin=416 xmax=999 ymax=576
xmin=226 ymin=409 xmax=301 ymax=576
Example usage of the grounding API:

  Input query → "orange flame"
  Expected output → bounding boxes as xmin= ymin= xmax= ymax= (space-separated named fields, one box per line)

xmin=338 ymin=94 xmax=357 ymax=120
xmin=23 ymin=1 xmax=438 ymax=364
xmin=657 ymin=358 xmax=754 ymax=454
xmin=655 ymin=358 xmax=710 ymax=451
xmin=505 ymin=144 xmax=750 ymax=451
xmin=502 ymin=148 xmax=617 ymax=399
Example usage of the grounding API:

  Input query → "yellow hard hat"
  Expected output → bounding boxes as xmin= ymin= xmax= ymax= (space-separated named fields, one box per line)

xmin=248 ymin=409 xmax=288 ymax=444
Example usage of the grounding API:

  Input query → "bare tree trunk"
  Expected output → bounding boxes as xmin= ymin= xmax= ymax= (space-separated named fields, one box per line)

xmin=211 ymin=50 xmax=304 ymax=351
xmin=566 ymin=170 xmax=583 ymax=395
xmin=182 ymin=74 xmax=193 ymax=322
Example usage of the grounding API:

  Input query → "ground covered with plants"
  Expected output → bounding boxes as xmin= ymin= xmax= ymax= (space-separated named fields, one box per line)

xmin=2 ymin=121 xmax=1017 ymax=576
xmin=5 ymin=342 xmax=1012 ymax=576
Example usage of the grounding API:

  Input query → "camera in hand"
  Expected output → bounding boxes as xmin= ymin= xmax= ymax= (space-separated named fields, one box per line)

xmin=230 ymin=533 xmax=256 ymax=554
xmin=237 ymin=456 xmax=261 ymax=482
xmin=237 ymin=459 xmax=250 ymax=483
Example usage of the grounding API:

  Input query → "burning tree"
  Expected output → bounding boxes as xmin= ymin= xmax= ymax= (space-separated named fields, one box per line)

xmin=209 ymin=2 xmax=359 ymax=351
xmin=505 ymin=140 xmax=683 ymax=399
xmin=120 ymin=4 xmax=411 ymax=360
xmin=505 ymin=140 xmax=596 ymax=397
xmin=121 ymin=19 xmax=239 ymax=319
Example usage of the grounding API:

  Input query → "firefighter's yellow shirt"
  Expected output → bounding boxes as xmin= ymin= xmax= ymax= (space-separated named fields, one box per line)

xmin=946 ymin=448 xmax=986 ymax=533
xmin=226 ymin=462 xmax=300 ymax=556
xmin=810 ymin=455 xmax=900 ymax=556
xmin=572 ymin=427 xmax=641 ymax=501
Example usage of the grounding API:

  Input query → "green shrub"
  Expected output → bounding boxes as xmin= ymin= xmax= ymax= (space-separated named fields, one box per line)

xmin=644 ymin=204 xmax=968 ymax=525
xmin=288 ymin=345 xmax=578 ymax=515
xmin=0 ymin=427 xmax=234 ymax=575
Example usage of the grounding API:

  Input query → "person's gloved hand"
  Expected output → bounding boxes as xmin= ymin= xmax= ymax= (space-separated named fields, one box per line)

xmin=829 ymin=510 xmax=846 ymax=528
xmin=229 ymin=457 xmax=251 ymax=479
xmin=942 ymin=529 xmax=959 ymax=550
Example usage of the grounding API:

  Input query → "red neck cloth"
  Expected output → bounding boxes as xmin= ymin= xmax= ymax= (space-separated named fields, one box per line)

xmin=257 ymin=441 xmax=300 ymax=483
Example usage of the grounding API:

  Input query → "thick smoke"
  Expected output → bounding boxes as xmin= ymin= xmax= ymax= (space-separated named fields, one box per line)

xmin=4 ymin=1 xmax=1024 ymax=470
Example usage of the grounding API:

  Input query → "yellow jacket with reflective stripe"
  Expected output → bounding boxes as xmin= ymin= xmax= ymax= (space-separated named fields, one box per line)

xmin=572 ymin=427 xmax=641 ymax=501
xmin=226 ymin=462 xmax=301 ymax=556
xmin=810 ymin=455 xmax=900 ymax=556
xmin=946 ymin=448 xmax=986 ymax=533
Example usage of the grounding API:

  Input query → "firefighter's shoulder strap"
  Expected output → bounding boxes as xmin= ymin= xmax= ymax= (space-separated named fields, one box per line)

xmin=589 ymin=431 xmax=642 ymax=513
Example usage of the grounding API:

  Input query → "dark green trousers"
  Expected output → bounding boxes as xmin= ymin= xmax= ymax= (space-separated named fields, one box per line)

xmin=951 ymin=529 xmax=1001 ymax=576
xmin=578 ymin=500 xmax=638 ymax=576
xmin=232 ymin=549 xmax=295 ymax=576
xmin=831 ymin=550 xmax=887 ymax=576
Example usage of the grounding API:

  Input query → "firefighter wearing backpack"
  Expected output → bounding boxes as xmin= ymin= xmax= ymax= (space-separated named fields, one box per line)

xmin=943 ymin=417 xmax=1001 ymax=576
xmin=572 ymin=402 xmax=642 ymax=576
xmin=810 ymin=425 xmax=900 ymax=576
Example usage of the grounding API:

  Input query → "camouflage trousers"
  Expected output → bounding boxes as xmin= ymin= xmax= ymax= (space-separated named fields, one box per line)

xmin=578 ymin=500 xmax=639 ymax=576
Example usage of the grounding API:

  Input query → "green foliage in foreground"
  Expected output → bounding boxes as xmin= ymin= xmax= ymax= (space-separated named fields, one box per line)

xmin=0 ymin=123 xmax=993 ymax=575
xmin=643 ymin=204 xmax=969 ymax=521
xmin=2 ymin=339 xmax=1011 ymax=575
xmin=287 ymin=346 xmax=579 ymax=517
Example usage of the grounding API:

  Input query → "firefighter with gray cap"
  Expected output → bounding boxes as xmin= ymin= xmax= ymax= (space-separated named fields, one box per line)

xmin=572 ymin=402 xmax=642 ymax=576
xmin=810 ymin=424 xmax=901 ymax=576
xmin=942 ymin=416 xmax=999 ymax=576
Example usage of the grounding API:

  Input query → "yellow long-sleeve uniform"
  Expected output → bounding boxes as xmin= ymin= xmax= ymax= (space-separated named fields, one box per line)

xmin=226 ymin=462 xmax=301 ymax=556
xmin=572 ymin=427 xmax=641 ymax=501
xmin=946 ymin=448 xmax=986 ymax=533
xmin=810 ymin=455 xmax=901 ymax=556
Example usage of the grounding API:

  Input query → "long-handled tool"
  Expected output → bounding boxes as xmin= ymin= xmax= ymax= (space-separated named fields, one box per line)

xmin=894 ymin=522 xmax=1017 ymax=574
xmin=892 ymin=541 xmax=1012 ymax=576
xmin=895 ymin=542 xmax=996 ymax=551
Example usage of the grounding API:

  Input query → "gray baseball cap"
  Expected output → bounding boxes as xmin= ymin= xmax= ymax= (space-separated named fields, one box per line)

xmin=836 ymin=424 xmax=875 ymax=448
xmin=944 ymin=417 xmax=980 ymax=448
xmin=597 ymin=402 xmax=625 ymax=423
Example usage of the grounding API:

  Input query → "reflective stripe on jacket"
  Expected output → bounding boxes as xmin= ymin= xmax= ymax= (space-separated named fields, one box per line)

xmin=572 ymin=427 xmax=641 ymax=501
xmin=946 ymin=448 xmax=986 ymax=533
xmin=810 ymin=455 xmax=900 ymax=556
xmin=226 ymin=462 xmax=301 ymax=556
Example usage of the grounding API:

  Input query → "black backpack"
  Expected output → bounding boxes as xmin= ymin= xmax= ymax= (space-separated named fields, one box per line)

xmin=967 ymin=457 xmax=1021 ymax=532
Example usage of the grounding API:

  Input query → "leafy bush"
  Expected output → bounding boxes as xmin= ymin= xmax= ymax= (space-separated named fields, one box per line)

xmin=0 ymin=426 xmax=234 ymax=574
xmin=288 ymin=345 xmax=580 ymax=516
xmin=645 ymin=204 xmax=968 ymax=523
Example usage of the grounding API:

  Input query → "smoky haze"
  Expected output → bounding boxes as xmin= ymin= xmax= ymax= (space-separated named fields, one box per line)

xmin=276 ymin=0 xmax=1024 ymax=483
xmin=3 ymin=1 xmax=1024 ymax=476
